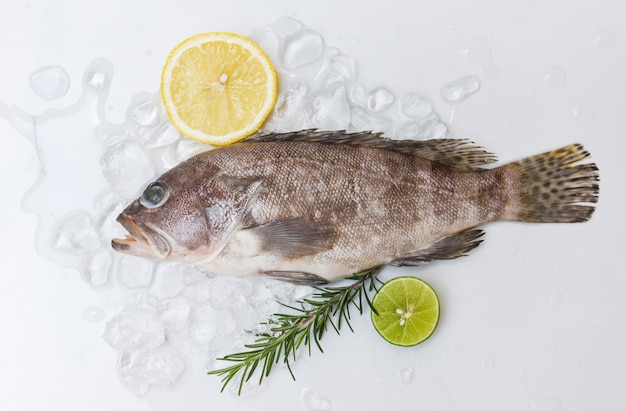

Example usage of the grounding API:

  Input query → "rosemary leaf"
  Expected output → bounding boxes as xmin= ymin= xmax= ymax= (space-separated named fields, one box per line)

xmin=208 ymin=266 xmax=381 ymax=395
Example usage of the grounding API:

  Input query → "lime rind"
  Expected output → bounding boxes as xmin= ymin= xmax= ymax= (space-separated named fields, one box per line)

xmin=370 ymin=276 xmax=440 ymax=347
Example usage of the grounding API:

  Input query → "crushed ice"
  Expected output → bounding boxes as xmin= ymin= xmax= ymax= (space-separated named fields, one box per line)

xmin=4 ymin=16 xmax=481 ymax=396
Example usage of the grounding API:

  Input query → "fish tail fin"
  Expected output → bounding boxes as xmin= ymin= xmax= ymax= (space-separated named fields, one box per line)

xmin=503 ymin=144 xmax=599 ymax=223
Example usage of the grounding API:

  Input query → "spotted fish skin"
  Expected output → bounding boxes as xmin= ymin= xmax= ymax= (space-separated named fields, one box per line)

xmin=111 ymin=130 xmax=599 ymax=284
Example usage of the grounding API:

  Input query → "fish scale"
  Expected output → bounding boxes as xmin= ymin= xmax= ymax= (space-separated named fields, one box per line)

xmin=112 ymin=130 xmax=599 ymax=284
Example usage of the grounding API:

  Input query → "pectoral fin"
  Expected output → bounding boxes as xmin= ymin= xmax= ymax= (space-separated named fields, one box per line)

xmin=390 ymin=228 xmax=485 ymax=266
xmin=260 ymin=270 xmax=329 ymax=285
xmin=246 ymin=217 xmax=337 ymax=258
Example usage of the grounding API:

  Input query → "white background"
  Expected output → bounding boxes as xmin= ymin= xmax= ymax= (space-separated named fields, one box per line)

xmin=1 ymin=0 xmax=625 ymax=410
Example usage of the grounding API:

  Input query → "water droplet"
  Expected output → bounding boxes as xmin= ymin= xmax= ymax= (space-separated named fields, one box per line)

xmin=83 ymin=306 xmax=105 ymax=323
xmin=366 ymin=88 xmax=394 ymax=112
xmin=529 ymin=395 xmax=561 ymax=411
xmin=83 ymin=58 xmax=113 ymax=91
xmin=572 ymin=105 xmax=596 ymax=124
xmin=593 ymin=29 xmax=616 ymax=49
xmin=301 ymin=388 xmax=332 ymax=411
xmin=544 ymin=66 xmax=567 ymax=91
xmin=441 ymin=76 xmax=481 ymax=104
xmin=549 ymin=291 xmax=564 ymax=305
xmin=397 ymin=367 xmax=414 ymax=384
xmin=29 ymin=65 xmax=70 ymax=101
xmin=86 ymin=70 xmax=106 ymax=90
xmin=480 ymin=354 xmax=495 ymax=372
xmin=450 ymin=26 xmax=500 ymax=80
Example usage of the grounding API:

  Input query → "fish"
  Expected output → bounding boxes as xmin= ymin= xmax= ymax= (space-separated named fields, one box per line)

xmin=111 ymin=130 xmax=599 ymax=285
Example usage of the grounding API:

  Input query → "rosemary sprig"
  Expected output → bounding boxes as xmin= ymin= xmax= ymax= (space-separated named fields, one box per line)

xmin=208 ymin=266 xmax=382 ymax=394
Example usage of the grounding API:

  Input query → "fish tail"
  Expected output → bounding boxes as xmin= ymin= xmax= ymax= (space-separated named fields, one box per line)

xmin=503 ymin=144 xmax=599 ymax=223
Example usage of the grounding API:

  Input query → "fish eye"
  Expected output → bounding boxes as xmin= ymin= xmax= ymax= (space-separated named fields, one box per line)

xmin=140 ymin=181 xmax=170 ymax=209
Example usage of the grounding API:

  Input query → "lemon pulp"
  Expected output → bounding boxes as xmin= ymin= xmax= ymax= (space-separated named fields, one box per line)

xmin=371 ymin=276 xmax=440 ymax=347
xmin=161 ymin=32 xmax=277 ymax=146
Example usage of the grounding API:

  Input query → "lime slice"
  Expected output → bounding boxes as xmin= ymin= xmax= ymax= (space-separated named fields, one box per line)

xmin=371 ymin=276 xmax=440 ymax=347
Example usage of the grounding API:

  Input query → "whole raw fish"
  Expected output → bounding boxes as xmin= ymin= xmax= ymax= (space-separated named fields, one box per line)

xmin=111 ymin=130 xmax=599 ymax=284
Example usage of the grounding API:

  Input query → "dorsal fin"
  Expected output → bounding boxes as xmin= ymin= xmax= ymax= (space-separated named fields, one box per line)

xmin=245 ymin=129 xmax=497 ymax=170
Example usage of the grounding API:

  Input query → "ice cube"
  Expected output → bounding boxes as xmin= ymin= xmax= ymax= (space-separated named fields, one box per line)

xmin=103 ymin=309 xmax=165 ymax=351
xmin=270 ymin=16 xmax=304 ymax=39
xmin=350 ymin=107 xmax=392 ymax=133
xmin=440 ymin=75 xmax=481 ymax=104
xmin=117 ymin=255 xmax=154 ymax=288
xmin=174 ymin=139 xmax=208 ymax=162
xmin=182 ymin=265 xmax=210 ymax=286
xmin=264 ymin=279 xmax=298 ymax=303
xmin=366 ymin=88 xmax=395 ymax=113
xmin=128 ymin=93 xmax=161 ymax=127
xmin=396 ymin=122 xmax=422 ymax=139
xmin=28 ymin=65 xmax=70 ymax=101
xmin=157 ymin=296 xmax=191 ymax=333
xmin=213 ymin=309 xmax=237 ymax=337
xmin=117 ymin=348 xmax=185 ymax=396
xmin=264 ymin=82 xmax=308 ymax=132
xmin=94 ymin=123 xmax=129 ymax=146
xmin=187 ymin=304 xmax=217 ymax=345
xmin=207 ymin=276 xmax=252 ymax=309
xmin=422 ymin=118 xmax=449 ymax=139
xmin=53 ymin=210 xmax=100 ymax=255
xmin=280 ymin=29 xmax=324 ymax=69
xmin=83 ymin=250 xmax=112 ymax=287
xmin=305 ymin=85 xmax=351 ymax=130
xmin=400 ymin=94 xmax=433 ymax=119
xmin=329 ymin=54 xmax=356 ymax=83
xmin=151 ymin=263 xmax=186 ymax=300
xmin=350 ymin=84 xmax=368 ymax=106
xmin=146 ymin=122 xmax=181 ymax=149
xmin=82 ymin=306 xmax=105 ymax=323
xmin=300 ymin=388 xmax=332 ymax=411
xmin=101 ymin=141 xmax=156 ymax=200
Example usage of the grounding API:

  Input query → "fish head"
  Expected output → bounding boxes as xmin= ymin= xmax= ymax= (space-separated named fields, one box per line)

xmin=111 ymin=163 xmax=262 ymax=264
xmin=111 ymin=178 xmax=216 ymax=262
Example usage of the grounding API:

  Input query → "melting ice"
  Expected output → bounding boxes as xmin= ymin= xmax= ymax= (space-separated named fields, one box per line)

xmin=3 ymin=16 xmax=471 ymax=396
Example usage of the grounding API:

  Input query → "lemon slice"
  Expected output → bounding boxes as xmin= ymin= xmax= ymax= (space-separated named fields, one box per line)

xmin=161 ymin=32 xmax=277 ymax=146
xmin=371 ymin=276 xmax=440 ymax=347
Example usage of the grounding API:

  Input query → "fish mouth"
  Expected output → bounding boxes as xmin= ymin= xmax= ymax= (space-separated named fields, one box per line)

xmin=111 ymin=213 xmax=172 ymax=259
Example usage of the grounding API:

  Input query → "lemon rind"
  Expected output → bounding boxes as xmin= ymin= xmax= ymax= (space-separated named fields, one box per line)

xmin=161 ymin=32 xmax=277 ymax=146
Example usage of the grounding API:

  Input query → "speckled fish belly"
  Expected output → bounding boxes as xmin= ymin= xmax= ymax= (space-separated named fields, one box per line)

xmin=111 ymin=130 xmax=599 ymax=284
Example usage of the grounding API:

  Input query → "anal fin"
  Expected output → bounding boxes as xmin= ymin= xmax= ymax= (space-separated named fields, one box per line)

xmin=390 ymin=228 xmax=485 ymax=266
xmin=261 ymin=270 xmax=329 ymax=285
